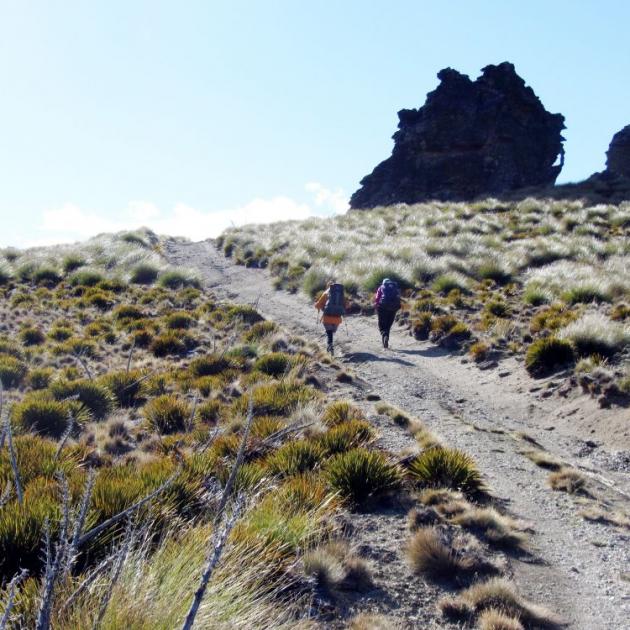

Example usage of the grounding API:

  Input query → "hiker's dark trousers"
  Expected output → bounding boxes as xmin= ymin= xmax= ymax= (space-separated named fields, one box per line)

xmin=377 ymin=308 xmax=397 ymax=335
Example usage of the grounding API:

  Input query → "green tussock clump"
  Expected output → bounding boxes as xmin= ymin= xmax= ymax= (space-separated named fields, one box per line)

xmin=144 ymin=394 xmax=191 ymax=434
xmin=48 ymin=379 xmax=113 ymax=420
xmin=11 ymin=397 xmax=75 ymax=438
xmin=69 ymin=269 xmax=105 ymax=287
xmin=165 ymin=311 xmax=196 ymax=330
xmin=130 ymin=263 xmax=159 ymax=285
xmin=408 ymin=447 xmax=484 ymax=495
xmin=254 ymin=352 xmax=291 ymax=377
xmin=317 ymin=420 xmax=375 ymax=454
xmin=266 ymin=440 xmax=325 ymax=477
xmin=158 ymin=269 xmax=201 ymax=289
xmin=525 ymin=337 xmax=574 ymax=376
xmin=243 ymin=320 xmax=277 ymax=342
xmin=234 ymin=382 xmax=314 ymax=416
xmin=0 ymin=354 xmax=28 ymax=388
xmin=150 ymin=332 xmax=194 ymax=357
xmin=325 ymin=448 xmax=401 ymax=506
xmin=19 ymin=326 xmax=46 ymax=346
xmin=322 ymin=401 xmax=365 ymax=427
xmin=99 ymin=369 xmax=144 ymax=407
xmin=189 ymin=354 xmax=230 ymax=377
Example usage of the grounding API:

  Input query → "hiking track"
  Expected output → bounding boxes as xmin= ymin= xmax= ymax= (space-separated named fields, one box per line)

xmin=166 ymin=239 xmax=630 ymax=630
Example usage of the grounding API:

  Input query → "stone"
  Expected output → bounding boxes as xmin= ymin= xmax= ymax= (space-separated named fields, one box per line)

xmin=606 ymin=125 xmax=630 ymax=178
xmin=350 ymin=62 xmax=565 ymax=208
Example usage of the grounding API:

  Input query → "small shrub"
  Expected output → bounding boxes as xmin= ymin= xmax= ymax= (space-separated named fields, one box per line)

xmin=99 ymin=370 xmax=144 ymax=407
xmin=523 ymin=286 xmax=550 ymax=306
xmin=559 ymin=313 xmax=630 ymax=358
xmin=158 ymin=270 xmax=201 ymax=290
xmin=27 ymin=367 xmax=54 ymax=390
xmin=411 ymin=313 xmax=433 ymax=340
xmin=62 ymin=254 xmax=86 ymax=273
xmin=475 ymin=262 xmax=511 ymax=284
xmin=12 ymin=398 xmax=72 ymax=438
xmin=113 ymin=304 xmax=145 ymax=322
xmin=363 ymin=269 xmax=413 ymax=292
xmin=611 ymin=303 xmax=630 ymax=321
xmin=19 ymin=326 xmax=46 ymax=346
xmin=144 ymin=394 xmax=190 ymax=434
xmin=150 ymin=332 xmax=189 ymax=357
xmin=408 ymin=447 xmax=483 ymax=495
xmin=485 ymin=300 xmax=510 ymax=318
xmin=234 ymin=381 xmax=314 ymax=416
xmin=255 ymin=352 xmax=291 ymax=377
xmin=407 ymin=526 xmax=469 ymax=579
xmin=0 ymin=355 xmax=28 ymax=388
xmin=196 ymin=399 xmax=225 ymax=424
xmin=432 ymin=275 xmax=466 ymax=295
xmin=82 ymin=289 xmax=115 ymax=310
xmin=48 ymin=325 xmax=73 ymax=341
xmin=469 ymin=341 xmax=490 ymax=363
xmin=322 ymin=401 xmax=364 ymax=427
xmin=49 ymin=379 xmax=113 ymax=420
xmin=190 ymin=354 xmax=230 ymax=377
xmin=130 ymin=263 xmax=159 ymax=285
xmin=325 ymin=448 xmax=401 ymax=505
xmin=478 ymin=609 xmax=524 ymax=630
xmin=302 ymin=269 xmax=329 ymax=299
xmin=317 ymin=420 xmax=374 ymax=454
xmin=562 ymin=285 xmax=610 ymax=305
xmin=243 ymin=321 xmax=277 ymax=342
xmin=165 ymin=311 xmax=196 ymax=330
xmin=267 ymin=440 xmax=324 ymax=477
xmin=525 ymin=337 xmax=574 ymax=376
xmin=33 ymin=266 xmax=62 ymax=286
xmin=69 ymin=269 xmax=104 ymax=287
xmin=548 ymin=468 xmax=586 ymax=494
xmin=226 ymin=304 xmax=264 ymax=324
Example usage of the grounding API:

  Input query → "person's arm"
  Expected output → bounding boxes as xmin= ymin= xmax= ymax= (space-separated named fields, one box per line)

xmin=314 ymin=291 xmax=327 ymax=311
xmin=374 ymin=286 xmax=382 ymax=307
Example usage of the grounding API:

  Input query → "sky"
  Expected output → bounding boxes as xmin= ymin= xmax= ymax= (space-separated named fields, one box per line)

xmin=0 ymin=1 xmax=629 ymax=247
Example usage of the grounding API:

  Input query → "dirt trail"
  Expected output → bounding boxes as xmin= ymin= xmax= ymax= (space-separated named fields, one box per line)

xmin=166 ymin=239 xmax=630 ymax=630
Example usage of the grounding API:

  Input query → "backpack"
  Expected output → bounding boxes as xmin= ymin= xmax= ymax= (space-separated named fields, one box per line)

xmin=323 ymin=284 xmax=345 ymax=316
xmin=379 ymin=280 xmax=401 ymax=311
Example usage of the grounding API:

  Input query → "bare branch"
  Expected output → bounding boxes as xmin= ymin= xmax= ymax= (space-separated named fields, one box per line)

xmin=180 ymin=496 xmax=245 ymax=630
xmin=213 ymin=398 xmax=254 ymax=525
xmin=73 ymin=349 xmax=93 ymax=381
xmin=125 ymin=338 xmax=136 ymax=374
xmin=65 ymin=469 xmax=96 ymax=574
xmin=77 ymin=469 xmax=179 ymax=548
xmin=187 ymin=393 xmax=199 ymax=433
xmin=91 ymin=518 xmax=134 ymax=630
xmin=0 ymin=569 xmax=28 ymax=630
xmin=0 ymin=377 xmax=5 ymax=449
xmin=5 ymin=416 xmax=23 ymax=505
xmin=54 ymin=413 xmax=75 ymax=461
xmin=0 ymin=481 xmax=12 ymax=510
xmin=60 ymin=555 xmax=116 ymax=614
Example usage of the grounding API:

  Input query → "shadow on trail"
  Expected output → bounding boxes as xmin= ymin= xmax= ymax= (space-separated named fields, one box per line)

xmin=394 ymin=346 xmax=451 ymax=358
xmin=341 ymin=351 xmax=414 ymax=367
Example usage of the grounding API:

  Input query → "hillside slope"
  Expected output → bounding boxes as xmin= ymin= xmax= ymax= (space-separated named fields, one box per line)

xmin=166 ymin=237 xmax=630 ymax=630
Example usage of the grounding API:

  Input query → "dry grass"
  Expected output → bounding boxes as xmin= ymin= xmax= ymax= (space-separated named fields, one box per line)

xmin=452 ymin=507 xmax=527 ymax=549
xmin=548 ymin=468 xmax=586 ymax=494
xmin=348 ymin=613 xmax=401 ymax=630
xmin=439 ymin=577 xmax=563 ymax=627
xmin=520 ymin=449 xmax=563 ymax=471
xmin=478 ymin=607 xmax=525 ymax=630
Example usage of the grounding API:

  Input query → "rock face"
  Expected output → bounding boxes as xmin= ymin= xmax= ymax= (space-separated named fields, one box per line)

xmin=606 ymin=125 xmax=630 ymax=178
xmin=350 ymin=62 xmax=566 ymax=209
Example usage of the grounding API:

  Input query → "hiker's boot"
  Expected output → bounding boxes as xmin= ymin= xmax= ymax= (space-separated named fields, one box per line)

xmin=383 ymin=334 xmax=389 ymax=349
xmin=327 ymin=343 xmax=334 ymax=356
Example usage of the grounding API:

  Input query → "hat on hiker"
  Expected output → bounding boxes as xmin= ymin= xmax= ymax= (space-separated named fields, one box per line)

xmin=382 ymin=278 xmax=391 ymax=284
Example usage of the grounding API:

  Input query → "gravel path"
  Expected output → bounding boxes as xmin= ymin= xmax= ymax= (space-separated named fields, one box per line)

xmin=166 ymin=239 xmax=630 ymax=629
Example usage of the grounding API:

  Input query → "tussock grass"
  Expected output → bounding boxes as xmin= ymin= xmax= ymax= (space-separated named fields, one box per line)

xmin=525 ymin=337 xmax=574 ymax=376
xmin=325 ymin=448 xmax=401 ymax=506
xmin=407 ymin=447 xmax=484 ymax=495
xmin=439 ymin=577 xmax=563 ymax=628
xmin=548 ymin=468 xmax=586 ymax=494
xmin=559 ymin=312 xmax=630 ymax=357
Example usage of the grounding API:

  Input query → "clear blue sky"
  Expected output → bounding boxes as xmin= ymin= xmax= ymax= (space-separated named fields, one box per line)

xmin=1 ymin=1 xmax=629 ymax=246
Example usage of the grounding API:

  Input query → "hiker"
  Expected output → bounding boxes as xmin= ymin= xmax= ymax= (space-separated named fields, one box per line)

xmin=315 ymin=282 xmax=348 ymax=355
xmin=373 ymin=278 xmax=401 ymax=348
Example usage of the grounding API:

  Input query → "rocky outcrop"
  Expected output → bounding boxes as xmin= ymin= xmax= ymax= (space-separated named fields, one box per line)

xmin=606 ymin=125 xmax=630 ymax=179
xmin=350 ymin=62 xmax=566 ymax=209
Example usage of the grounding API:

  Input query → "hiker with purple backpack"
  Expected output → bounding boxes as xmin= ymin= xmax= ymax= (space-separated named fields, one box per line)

xmin=373 ymin=278 xmax=401 ymax=348
xmin=314 ymin=282 xmax=349 ymax=356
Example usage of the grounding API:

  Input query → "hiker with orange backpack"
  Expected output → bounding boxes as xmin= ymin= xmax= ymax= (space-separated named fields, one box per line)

xmin=314 ymin=282 xmax=348 ymax=355
xmin=373 ymin=278 xmax=401 ymax=348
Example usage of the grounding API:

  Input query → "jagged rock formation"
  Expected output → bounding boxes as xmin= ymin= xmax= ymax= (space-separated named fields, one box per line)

xmin=350 ymin=62 xmax=566 ymax=209
xmin=606 ymin=125 xmax=630 ymax=179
